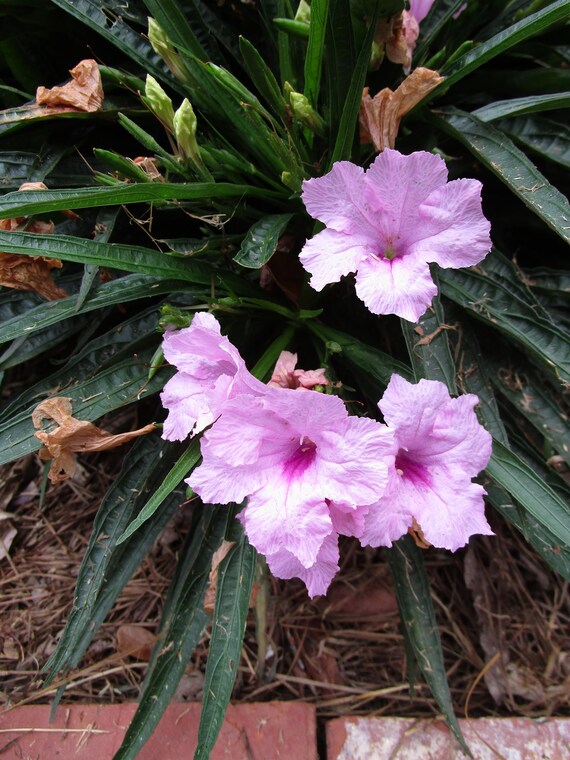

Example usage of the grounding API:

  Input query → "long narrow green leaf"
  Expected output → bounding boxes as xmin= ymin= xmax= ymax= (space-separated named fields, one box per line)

xmin=328 ymin=5 xmax=377 ymax=166
xmin=304 ymin=0 xmax=328 ymax=107
xmin=118 ymin=439 xmax=201 ymax=543
xmin=0 ymin=232 xmax=257 ymax=296
xmin=0 ymin=274 xmax=193 ymax=345
xmin=195 ymin=527 xmax=256 ymax=760
xmin=233 ymin=213 xmax=293 ymax=268
xmin=114 ymin=506 xmax=229 ymax=760
xmin=386 ymin=536 xmax=470 ymax=755
xmin=499 ymin=115 xmax=570 ymax=170
xmin=433 ymin=1 xmax=570 ymax=95
xmin=44 ymin=435 xmax=185 ymax=680
xmin=431 ymin=108 xmax=570 ymax=243
xmin=439 ymin=254 xmax=570 ymax=385
xmin=401 ymin=287 xmax=457 ymax=392
xmin=473 ymin=92 xmax=570 ymax=122
xmin=239 ymin=37 xmax=288 ymax=118
xmin=0 ymin=181 xmax=285 ymax=217
xmin=487 ymin=440 xmax=570 ymax=548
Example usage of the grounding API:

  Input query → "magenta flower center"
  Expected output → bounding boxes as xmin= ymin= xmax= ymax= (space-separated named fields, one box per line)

xmin=283 ymin=435 xmax=317 ymax=479
xmin=395 ymin=449 xmax=431 ymax=487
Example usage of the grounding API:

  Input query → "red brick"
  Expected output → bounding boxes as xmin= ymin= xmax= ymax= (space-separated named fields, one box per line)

xmin=0 ymin=702 xmax=317 ymax=759
xmin=327 ymin=716 xmax=570 ymax=759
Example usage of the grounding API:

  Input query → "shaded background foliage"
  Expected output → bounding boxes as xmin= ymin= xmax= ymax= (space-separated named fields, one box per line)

xmin=0 ymin=0 xmax=568 ymax=757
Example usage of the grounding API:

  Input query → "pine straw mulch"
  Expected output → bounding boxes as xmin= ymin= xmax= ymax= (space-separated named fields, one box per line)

xmin=1 ymin=446 xmax=569 ymax=721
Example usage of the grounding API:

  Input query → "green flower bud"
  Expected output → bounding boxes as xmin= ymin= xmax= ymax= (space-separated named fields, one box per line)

xmin=289 ymin=91 xmax=325 ymax=136
xmin=144 ymin=74 xmax=175 ymax=130
xmin=294 ymin=0 xmax=311 ymax=23
xmin=147 ymin=17 xmax=186 ymax=82
xmin=173 ymin=98 xmax=199 ymax=162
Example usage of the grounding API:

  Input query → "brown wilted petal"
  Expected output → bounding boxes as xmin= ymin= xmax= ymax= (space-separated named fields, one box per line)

xmin=133 ymin=156 xmax=164 ymax=181
xmin=36 ymin=59 xmax=103 ymax=113
xmin=385 ymin=11 xmax=419 ymax=72
xmin=203 ymin=540 xmax=236 ymax=614
xmin=116 ymin=625 xmax=156 ymax=661
xmin=32 ymin=397 xmax=156 ymax=483
xmin=359 ymin=67 xmax=445 ymax=152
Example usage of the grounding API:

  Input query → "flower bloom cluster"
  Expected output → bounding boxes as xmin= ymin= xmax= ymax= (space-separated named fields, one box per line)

xmin=299 ymin=149 xmax=491 ymax=322
xmin=161 ymin=313 xmax=493 ymax=597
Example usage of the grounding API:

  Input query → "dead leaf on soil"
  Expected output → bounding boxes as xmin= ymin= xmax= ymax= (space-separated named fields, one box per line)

xmin=0 ymin=524 xmax=17 ymax=561
xmin=116 ymin=624 xmax=156 ymax=661
xmin=204 ymin=540 xmax=236 ymax=614
xmin=359 ymin=67 xmax=445 ymax=152
xmin=32 ymin=397 xmax=156 ymax=483
xmin=36 ymin=59 xmax=103 ymax=113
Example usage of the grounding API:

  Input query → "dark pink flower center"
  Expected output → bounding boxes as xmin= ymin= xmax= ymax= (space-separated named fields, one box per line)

xmin=395 ymin=449 xmax=431 ymax=487
xmin=283 ymin=435 xmax=317 ymax=479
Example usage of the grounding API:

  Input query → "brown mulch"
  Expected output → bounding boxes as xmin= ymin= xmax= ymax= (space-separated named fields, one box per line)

xmin=1 ymin=446 xmax=569 ymax=720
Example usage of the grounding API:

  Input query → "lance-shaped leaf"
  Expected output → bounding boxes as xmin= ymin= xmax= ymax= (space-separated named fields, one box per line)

xmin=473 ymin=92 xmax=570 ymax=122
xmin=431 ymin=108 xmax=570 ymax=244
xmin=233 ymin=213 xmax=293 ymax=268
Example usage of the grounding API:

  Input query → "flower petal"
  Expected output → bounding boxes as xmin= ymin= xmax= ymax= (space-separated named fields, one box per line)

xmin=363 ymin=149 xmax=448 ymax=249
xmin=265 ymin=532 xmax=340 ymax=597
xmin=299 ymin=228 xmax=369 ymax=292
xmin=354 ymin=253 xmax=438 ymax=321
xmin=410 ymin=178 xmax=492 ymax=268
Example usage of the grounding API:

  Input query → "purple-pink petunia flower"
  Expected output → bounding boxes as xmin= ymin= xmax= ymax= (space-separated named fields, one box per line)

xmin=360 ymin=374 xmax=493 ymax=552
xmin=188 ymin=387 xmax=394 ymax=596
xmin=160 ymin=311 xmax=265 ymax=441
xmin=299 ymin=149 xmax=491 ymax=322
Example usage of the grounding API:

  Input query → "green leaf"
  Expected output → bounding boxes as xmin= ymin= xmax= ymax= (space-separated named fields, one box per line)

xmin=0 ymin=231 xmax=256 ymax=296
xmin=401 ymin=286 xmax=457 ymax=392
xmin=233 ymin=213 xmax=293 ymax=268
xmin=44 ymin=435 xmax=186 ymax=680
xmin=328 ymin=4 xmax=377 ymax=166
xmin=386 ymin=536 xmax=470 ymax=756
xmin=239 ymin=36 xmax=288 ymax=118
xmin=487 ymin=440 xmax=570 ymax=549
xmin=439 ymin=253 xmax=570 ymax=385
xmin=0 ymin=181 xmax=285 ymax=217
xmin=0 ymin=273 xmax=194 ymax=345
xmin=473 ymin=92 xmax=570 ymax=122
xmin=434 ymin=1 xmax=570 ymax=95
xmin=194 ymin=527 xmax=256 ymax=760
xmin=304 ymin=0 xmax=328 ymax=108
xmin=118 ymin=439 xmax=201 ymax=543
xmin=490 ymin=362 xmax=570 ymax=467
xmin=498 ymin=115 xmax=570 ymax=170
xmin=114 ymin=505 xmax=229 ymax=760
xmin=431 ymin=108 xmax=570 ymax=243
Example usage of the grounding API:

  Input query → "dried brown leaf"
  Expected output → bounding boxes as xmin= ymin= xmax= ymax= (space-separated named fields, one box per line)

xmin=0 ymin=524 xmax=17 ymax=561
xmin=116 ymin=624 xmax=156 ymax=661
xmin=204 ymin=540 xmax=236 ymax=614
xmin=359 ymin=67 xmax=445 ymax=152
xmin=36 ymin=59 xmax=103 ymax=113
xmin=32 ymin=397 xmax=156 ymax=483
xmin=0 ymin=252 xmax=66 ymax=300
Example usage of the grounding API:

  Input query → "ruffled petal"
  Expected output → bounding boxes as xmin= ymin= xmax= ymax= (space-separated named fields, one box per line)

xmin=354 ymin=253 xmax=438 ymax=321
xmin=188 ymin=452 xmax=267 ymax=506
xmin=329 ymin=501 xmax=370 ymax=538
xmin=409 ymin=0 xmax=435 ymax=23
xmin=379 ymin=374 xmax=451 ymax=443
xmin=409 ymin=178 xmax=492 ymax=267
xmin=363 ymin=149 xmax=448 ymax=250
xmin=160 ymin=372 xmax=228 ymax=440
xmin=266 ymin=532 xmax=340 ymax=597
xmin=299 ymin=228 xmax=370 ymax=292
xmin=301 ymin=161 xmax=377 ymax=235
xmin=359 ymin=469 xmax=414 ymax=547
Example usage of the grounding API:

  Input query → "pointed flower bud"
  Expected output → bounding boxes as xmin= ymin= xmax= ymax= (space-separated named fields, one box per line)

xmin=173 ymin=98 xmax=199 ymax=162
xmin=294 ymin=0 xmax=311 ymax=23
xmin=289 ymin=91 xmax=325 ymax=136
xmin=147 ymin=17 xmax=186 ymax=82
xmin=144 ymin=74 xmax=175 ymax=130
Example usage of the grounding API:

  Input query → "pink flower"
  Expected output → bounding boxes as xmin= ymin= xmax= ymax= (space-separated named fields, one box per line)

xmin=409 ymin=0 xmax=435 ymax=24
xmin=360 ymin=375 xmax=493 ymax=552
xmin=188 ymin=388 xmax=394 ymax=596
xmin=299 ymin=149 xmax=491 ymax=322
xmin=268 ymin=350 xmax=328 ymax=390
xmin=385 ymin=1 xmax=434 ymax=73
xmin=160 ymin=312 xmax=265 ymax=441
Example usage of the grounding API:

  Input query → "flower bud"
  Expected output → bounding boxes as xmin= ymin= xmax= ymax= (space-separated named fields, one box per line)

xmin=289 ymin=91 xmax=325 ymax=136
xmin=144 ymin=74 xmax=175 ymax=130
xmin=147 ymin=17 xmax=186 ymax=82
xmin=294 ymin=0 xmax=311 ymax=23
xmin=173 ymin=98 xmax=199 ymax=162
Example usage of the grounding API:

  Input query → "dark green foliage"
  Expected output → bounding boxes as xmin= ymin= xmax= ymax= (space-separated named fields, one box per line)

xmin=1 ymin=1 xmax=569 ymax=758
